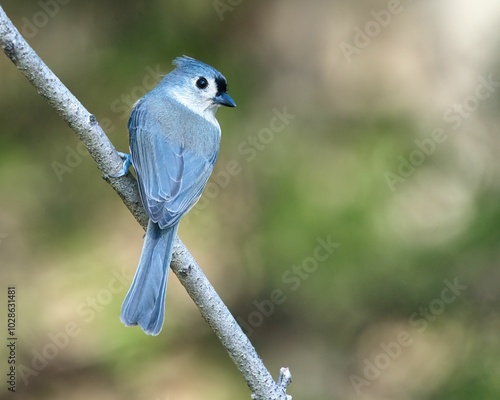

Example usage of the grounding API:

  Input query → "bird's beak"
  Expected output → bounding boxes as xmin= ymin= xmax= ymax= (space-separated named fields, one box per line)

xmin=214 ymin=92 xmax=236 ymax=107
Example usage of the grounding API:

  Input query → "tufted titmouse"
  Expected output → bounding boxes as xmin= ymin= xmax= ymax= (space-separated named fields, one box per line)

xmin=117 ymin=56 xmax=235 ymax=335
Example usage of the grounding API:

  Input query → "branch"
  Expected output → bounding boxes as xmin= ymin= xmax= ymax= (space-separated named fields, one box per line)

xmin=0 ymin=6 xmax=291 ymax=400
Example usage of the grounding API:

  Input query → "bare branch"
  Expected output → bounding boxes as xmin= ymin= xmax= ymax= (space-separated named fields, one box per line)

xmin=0 ymin=5 xmax=291 ymax=400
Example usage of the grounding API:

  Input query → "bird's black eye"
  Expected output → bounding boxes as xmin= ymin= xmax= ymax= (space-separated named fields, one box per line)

xmin=196 ymin=77 xmax=208 ymax=89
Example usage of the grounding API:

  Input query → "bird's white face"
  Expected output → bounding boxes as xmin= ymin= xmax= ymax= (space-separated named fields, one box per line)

xmin=171 ymin=75 xmax=223 ymax=126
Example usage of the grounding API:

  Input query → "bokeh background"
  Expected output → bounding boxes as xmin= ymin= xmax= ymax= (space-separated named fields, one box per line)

xmin=1 ymin=1 xmax=500 ymax=399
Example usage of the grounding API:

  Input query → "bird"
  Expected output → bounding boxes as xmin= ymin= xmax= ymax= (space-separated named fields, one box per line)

xmin=117 ymin=56 xmax=236 ymax=335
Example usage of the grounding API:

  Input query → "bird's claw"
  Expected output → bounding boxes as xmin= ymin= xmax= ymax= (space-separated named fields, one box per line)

xmin=111 ymin=151 xmax=132 ymax=178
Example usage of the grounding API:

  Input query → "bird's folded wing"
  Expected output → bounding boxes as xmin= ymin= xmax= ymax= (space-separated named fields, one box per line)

xmin=129 ymin=106 xmax=216 ymax=229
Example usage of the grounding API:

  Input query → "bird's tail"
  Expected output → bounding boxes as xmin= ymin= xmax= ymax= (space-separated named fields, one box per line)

xmin=120 ymin=220 xmax=177 ymax=335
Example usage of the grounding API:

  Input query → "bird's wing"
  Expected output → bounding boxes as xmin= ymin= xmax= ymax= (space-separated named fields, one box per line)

xmin=129 ymin=101 xmax=218 ymax=229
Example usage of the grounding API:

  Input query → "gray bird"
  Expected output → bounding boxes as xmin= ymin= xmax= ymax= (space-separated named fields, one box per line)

xmin=118 ymin=56 xmax=236 ymax=335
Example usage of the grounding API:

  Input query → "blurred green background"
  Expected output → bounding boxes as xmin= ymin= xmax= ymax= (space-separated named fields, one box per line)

xmin=1 ymin=1 xmax=500 ymax=399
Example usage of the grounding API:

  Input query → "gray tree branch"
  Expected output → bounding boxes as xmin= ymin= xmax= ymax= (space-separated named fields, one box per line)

xmin=0 ymin=6 xmax=291 ymax=400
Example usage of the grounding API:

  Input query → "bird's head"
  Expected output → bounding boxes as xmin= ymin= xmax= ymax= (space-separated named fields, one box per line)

xmin=166 ymin=56 xmax=236 ymax=120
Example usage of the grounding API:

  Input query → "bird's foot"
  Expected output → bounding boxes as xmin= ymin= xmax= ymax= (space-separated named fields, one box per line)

xmin=111 ymin=151 xmax=132 ymax=177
